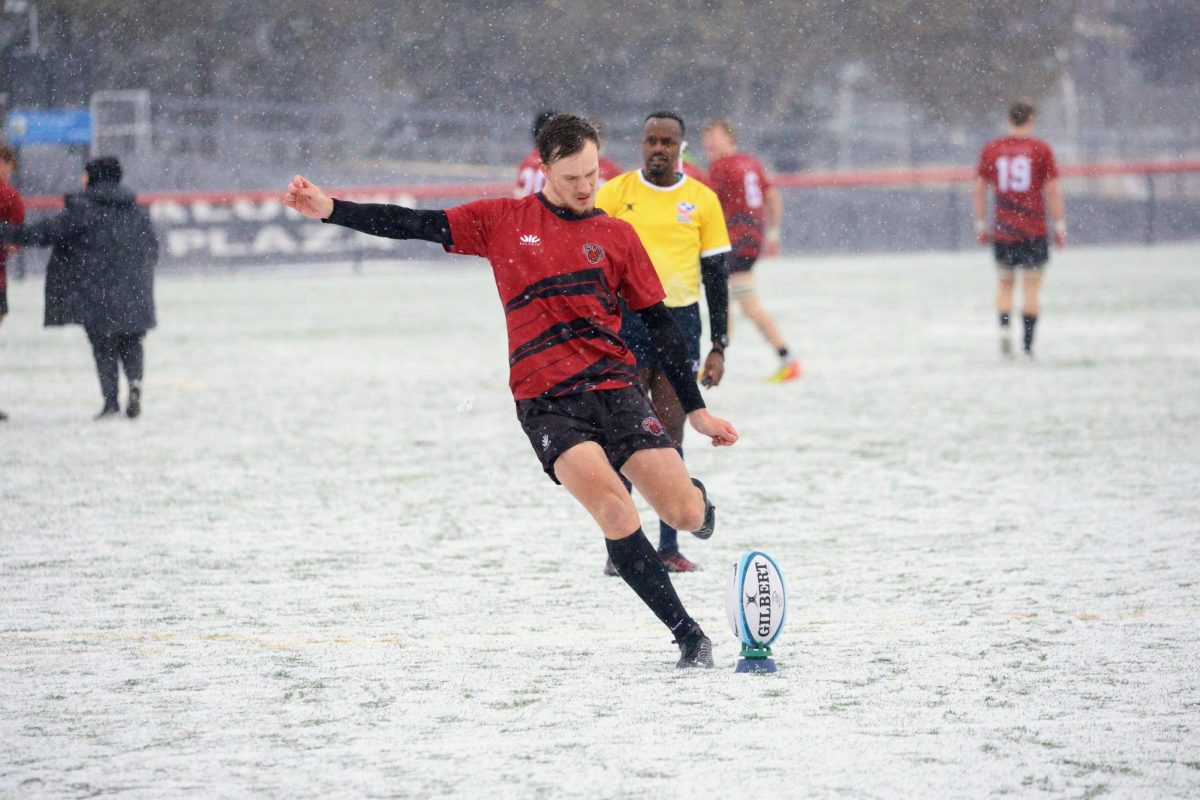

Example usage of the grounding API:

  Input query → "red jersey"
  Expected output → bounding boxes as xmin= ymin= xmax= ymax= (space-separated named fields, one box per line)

xmin=680 ymin=160 xmax=708 ymax=186
xmin=976 ymin=135 xmax=1059 ymax=243
xmin=0 ymin=178 xmax=25 ymax=291
xmin=707 ymin=153 xmax=772 ymax=258
xmin=598 ymin=157 xmax=622 ymax=184
xmin=444 ymin=193 xmax=666 ymax=400
xmin=514 ymin=149 xmax=545 ymax=197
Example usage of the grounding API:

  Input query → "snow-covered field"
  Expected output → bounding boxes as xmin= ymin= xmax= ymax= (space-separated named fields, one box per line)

xmin=2 ymin=244 xmax=1198 ymax=798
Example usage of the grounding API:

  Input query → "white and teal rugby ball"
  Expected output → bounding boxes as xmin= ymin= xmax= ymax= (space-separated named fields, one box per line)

xmin=725 ymin=551 xmax=787 ymax=647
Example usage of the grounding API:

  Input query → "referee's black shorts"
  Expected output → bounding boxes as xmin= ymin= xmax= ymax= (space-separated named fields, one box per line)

xmin=516 ymin=385 xmax=673 ymax=483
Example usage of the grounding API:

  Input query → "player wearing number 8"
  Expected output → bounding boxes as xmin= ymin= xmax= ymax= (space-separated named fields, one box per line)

xmin=973 ymin=102 xmax=1066 ymax=359
xmin=702 ymin=118 xmax=800 ymax=383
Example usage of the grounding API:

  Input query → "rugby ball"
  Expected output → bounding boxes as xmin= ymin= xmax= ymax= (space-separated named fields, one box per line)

xmin=725 ymin=551 xmax=787 ymax=647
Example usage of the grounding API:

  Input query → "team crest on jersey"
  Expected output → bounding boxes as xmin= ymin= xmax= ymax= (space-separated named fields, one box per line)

xmin=676 ymin=201 xmax=696 ymax=224
xmin=642 ymin=416 xmax=665 ymax=436
xmin=582 ymin=243 xmax=606 ymax=264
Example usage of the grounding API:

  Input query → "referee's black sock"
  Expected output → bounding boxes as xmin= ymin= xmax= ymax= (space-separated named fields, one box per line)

xmin=999 ymin=311 xmax=1011 ymax=329
xmin=606 ymin=528 xmax=694 ymax=635
xmin=1022 ymin=314 xmax=1038 ymax=352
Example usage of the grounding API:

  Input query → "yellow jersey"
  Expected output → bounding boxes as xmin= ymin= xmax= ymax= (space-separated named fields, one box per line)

xmin=596 ymin=170 xmax=731 ymax=307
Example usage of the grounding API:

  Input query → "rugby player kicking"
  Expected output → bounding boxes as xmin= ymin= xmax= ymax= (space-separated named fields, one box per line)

xmin=284 ymin=114 xmax=737 ymax=668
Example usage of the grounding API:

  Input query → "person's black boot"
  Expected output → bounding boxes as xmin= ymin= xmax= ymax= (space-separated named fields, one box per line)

xmin=690 ymin=478 xmax=716 ymax=540
xmin=673 ymin=622 xmax=714 ymax=669
xmin=126 ymin=384 xmax=141 ymax=419
xmin=94 ymin=401 xmax=120 ymax=421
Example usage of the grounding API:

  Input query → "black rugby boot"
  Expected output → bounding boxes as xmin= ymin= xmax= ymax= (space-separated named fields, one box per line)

xmin=674 ymin=623 xmax=714 ymax=669
xmin=690 ymin=478 xmax=716 ymax=540
xmin=94 ymin=401 xmax=120 ymax=421
xmin=126 ymin=385 xmax=141 ymax=419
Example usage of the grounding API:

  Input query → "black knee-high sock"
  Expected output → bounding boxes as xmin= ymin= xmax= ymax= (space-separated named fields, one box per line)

xmin=999 ymin=311 xmax=1011 ymax=329
xmin=606 ymin=528 xmax=695 ymax=635
xmin=1022 ymin=314 xmax=1038 ymax=352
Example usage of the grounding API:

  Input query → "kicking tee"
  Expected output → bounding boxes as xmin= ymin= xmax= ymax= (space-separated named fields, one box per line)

xmin=595 ymin=170 xmax=730 ymax=307
xmin=444 ymin=193 xmax=665 ymax=400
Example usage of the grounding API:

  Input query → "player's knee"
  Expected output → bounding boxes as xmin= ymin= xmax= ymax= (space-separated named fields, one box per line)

xmin=593 ymin=485 xmax=638 ymax=536
xmin=661 ymin=486 xmax=705 ymax=532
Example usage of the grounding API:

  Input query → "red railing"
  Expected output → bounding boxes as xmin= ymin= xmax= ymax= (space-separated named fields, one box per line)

xmin=21 ymin=159 xmax=1200 ymax=210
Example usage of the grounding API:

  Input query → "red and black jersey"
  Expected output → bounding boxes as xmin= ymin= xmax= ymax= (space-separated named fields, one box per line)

xmin=0 ymin=178 xmax=24 ymax=289
xmin=707 ymin=153 xmax=771 ymax=258
xmin=514 ymin=148 xmax=545 ymax=197
xmin=680 ymin=160 xmax=708 ymax=186
xmin=598 ymin=157 xmax=623 ymax=184
xmin=977 ymin=135 xmax=1059 ymax=243
xmin=444 ymin=193 xmax=665 ymax=400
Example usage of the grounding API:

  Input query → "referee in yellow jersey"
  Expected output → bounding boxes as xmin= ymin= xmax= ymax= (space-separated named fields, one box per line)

xmin=596 ymin=111 xmax=731 ymax=574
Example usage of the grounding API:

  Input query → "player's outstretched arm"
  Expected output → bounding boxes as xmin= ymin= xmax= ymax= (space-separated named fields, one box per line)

xmin=688 ymin=408 xmax=738 ymax=447
xmin=283 ymin=175 xmax=334 ymax=220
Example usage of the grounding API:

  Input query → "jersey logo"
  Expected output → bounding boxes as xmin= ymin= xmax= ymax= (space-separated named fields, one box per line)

xmin=641 ymin=416 xmax=665 ymax=436
xmin=582 ymin=243 xmax=606 ymax=264
xmin=625 ymin=203 xmax=635 ymax=212
xmin=520 ymin=234 xmax=542 ymax=246
xmin=676 ymin=201 xmax=696 ymax=224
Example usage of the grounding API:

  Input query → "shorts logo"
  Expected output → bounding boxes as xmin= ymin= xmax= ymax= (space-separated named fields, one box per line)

xmin=582 ymin=242 xmax=605 ymax=264
xmin=541 ymin=434 xmax=551 ymax=450
xmin=641 ymin=416 xmax=665 ymax=436
xmin=676 ymin=201 xmax=696 ymax=224
xmin=520 ymin=234 xmax=542 ymax=246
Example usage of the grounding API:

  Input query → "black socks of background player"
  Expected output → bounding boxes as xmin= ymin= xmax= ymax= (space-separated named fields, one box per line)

xmin=606 ymin=528 xmax=694 ymax=635
xmin=999 ymin=312 xmax=1036 ymax=352
xmin=1022 ymin=314 xmax=1038 ymax=352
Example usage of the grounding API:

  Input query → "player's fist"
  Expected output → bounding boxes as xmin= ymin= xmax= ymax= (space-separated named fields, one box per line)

xmin=283 ymin=174 xmax=335 ymax=220
xmin=688 ymin=408 xmax=738 ymax=447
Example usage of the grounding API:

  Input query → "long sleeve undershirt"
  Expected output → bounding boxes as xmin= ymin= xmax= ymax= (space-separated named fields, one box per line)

xmin=699 ymin=253 xmax=728 ymax=341
xmin=324 ymin=198 xmax=452 ymax=245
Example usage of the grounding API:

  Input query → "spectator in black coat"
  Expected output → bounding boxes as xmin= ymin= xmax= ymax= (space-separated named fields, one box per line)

xmin=0 ymin=156 xmax=158 ymax=419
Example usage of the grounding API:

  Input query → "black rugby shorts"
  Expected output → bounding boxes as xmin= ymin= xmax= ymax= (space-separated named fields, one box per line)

xmin=516 ymin=385 xmax=673 ymax=483
xmin=994 ymin=237 xmax=1049 ymax=269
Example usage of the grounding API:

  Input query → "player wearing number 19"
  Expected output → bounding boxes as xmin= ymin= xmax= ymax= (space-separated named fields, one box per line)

xmin=973 ymin=102 xmax=1066 ymax=359
xmin=283 ymin=114 xmax=737 ymax=668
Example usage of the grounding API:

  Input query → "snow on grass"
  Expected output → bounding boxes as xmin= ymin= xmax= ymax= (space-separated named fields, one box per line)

xmin=2 ymin=244 xmax=1199 ymax=798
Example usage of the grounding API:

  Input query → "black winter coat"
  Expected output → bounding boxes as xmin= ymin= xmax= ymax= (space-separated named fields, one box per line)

xmin=0 ymin=182 xmax=158 ymax=334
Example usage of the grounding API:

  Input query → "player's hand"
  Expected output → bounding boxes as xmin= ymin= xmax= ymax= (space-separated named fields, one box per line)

xmin=1054 ymin=230 xmax=1067 ymax=248
xmin=283 ymin=174 xmax=335 ymax=220
xmin=687 ymin=408 xmax=738 ymax=447
xmin=764 ymin=239 xmax=781 ymax=258
xmin=975 ymin=231 xmax=991 ymax=245
xmin=700 ymin=350 xmax=725 ymax=388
